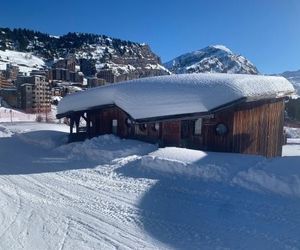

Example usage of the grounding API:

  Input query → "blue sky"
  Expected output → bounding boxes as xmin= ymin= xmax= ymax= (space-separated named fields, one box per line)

xmin=1 ymin=0 xmax=299 ymax=73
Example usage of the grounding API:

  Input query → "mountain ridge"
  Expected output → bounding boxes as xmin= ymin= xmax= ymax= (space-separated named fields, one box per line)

xmin=0 ymin=27 xmax=170 ymax=78
xmin=164 ymin=45 xmax=259 ymax=75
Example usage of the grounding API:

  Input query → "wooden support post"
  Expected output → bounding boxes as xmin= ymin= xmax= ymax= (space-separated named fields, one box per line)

xmin=70 ymin=117 xmax=74 ymax=134
xmin=82 ymin=114 xmax=88 ymax=122
xmin=87 ymin=113 xmax=91 ymax=138
xmin=74 ymin=115 xmax=80 ymax=133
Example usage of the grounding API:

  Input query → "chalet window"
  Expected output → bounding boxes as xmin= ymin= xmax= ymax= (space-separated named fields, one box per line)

xmin=112 ymin=119 xmax=118 ymax=135
xmin=139 ymin=123 xmax=147 ymax=131
xmin=125 ymin=118 xmax=132 ymax=127
xmin=215 ymin=123 xmax=228 ymax=135
xmin=152 ymin=122 xmax=160 ymax=132
xmin=112 ymin=119 xmax=118 ymax=127
xmin=194 ymin=118 xmax=202 ymax=135
xmin=181 ymin=120 xmax=193 ymax=139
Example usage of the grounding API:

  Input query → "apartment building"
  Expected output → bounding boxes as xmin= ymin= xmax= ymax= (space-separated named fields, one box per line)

xmin=16 ymin=75 xmax=51 ymax=113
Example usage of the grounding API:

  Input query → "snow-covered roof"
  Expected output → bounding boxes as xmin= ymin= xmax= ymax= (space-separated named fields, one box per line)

xmin=57 ymin=73 xmax=295 ymax=120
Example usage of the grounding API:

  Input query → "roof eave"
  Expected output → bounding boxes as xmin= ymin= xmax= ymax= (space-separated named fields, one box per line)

xmin=56 ymin=92 xmax=293 ymax=120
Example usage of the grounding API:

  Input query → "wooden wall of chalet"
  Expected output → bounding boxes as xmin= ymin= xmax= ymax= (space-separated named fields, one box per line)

xmin=201 ymin=111 xmax=234 ymax=152
xmin=87 ymin=98 xmax=285 ymax=158
xmin=199 ymin=98 xmax=285 ymax=157
xmin=232 ymin=99 xmax=284 ymax=157
xmin=89 ymin=107 xmax=163 ymax=142
xmin=161 ymin=121 xmax=181 ymax=146
xmin=134 ymin=123 xmax=161 ymax=143
xmin=89 ymin=107 xmax=131 ymax=138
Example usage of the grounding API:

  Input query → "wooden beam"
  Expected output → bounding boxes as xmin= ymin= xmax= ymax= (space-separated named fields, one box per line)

xmin=81 ymin=114 xmax=87 ymax=122
xmin=87 ymin=113 xmax=91 ymax=138
xmin=70 ymin=118 xmax=74 ymax=134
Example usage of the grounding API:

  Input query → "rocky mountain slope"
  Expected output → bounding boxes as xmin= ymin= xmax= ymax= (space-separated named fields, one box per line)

xmin=164 ymin=45 xmax=258 ymax=75
xmin=0 ymin=28 xmax=169 ymax=77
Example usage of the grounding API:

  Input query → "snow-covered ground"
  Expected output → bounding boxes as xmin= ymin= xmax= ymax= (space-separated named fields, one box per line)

xmin=0 ymin=106 xmax=60 ymax=123
xmin=0 ymin=107 xmax=37 ymax=122
xmin=0 ymin=122 xmax=300 ymax=249
xmin=0 ymin=49 xmax=45 ymax=73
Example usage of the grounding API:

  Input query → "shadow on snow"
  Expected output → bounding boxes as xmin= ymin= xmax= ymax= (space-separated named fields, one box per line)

xmin=116 ymin=156 xmax=300 ymax=250
xmin=0 ymin=130 xmax=93 ymax=175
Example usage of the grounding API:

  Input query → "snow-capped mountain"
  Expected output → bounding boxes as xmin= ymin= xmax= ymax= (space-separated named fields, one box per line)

xmin=164 ymin=45 xmax=258 ymax=75
xmin=0 ymin=28 xmax=170 ymax=77
xmin=281 ymin=70 xmax=300 ymax=95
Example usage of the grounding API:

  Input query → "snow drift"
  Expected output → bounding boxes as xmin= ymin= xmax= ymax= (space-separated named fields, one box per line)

xmin=140 ymin=147 xmax=300 ymax=198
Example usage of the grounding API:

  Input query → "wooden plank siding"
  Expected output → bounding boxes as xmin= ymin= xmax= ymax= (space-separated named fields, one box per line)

xmin=89 ymin=107 xmax=131 ymax=138
xmin=161 ymin=121 xmax=181 ymax=146
xmin=201 ymin=111 xmax=234 ymax=152
xmin=81 ymin=98 xmax=285 ymax=158
xmin=232 ymin=99 xmax=285 ymax=157
xmin=133 ymin=122 xmax=161 ymax=143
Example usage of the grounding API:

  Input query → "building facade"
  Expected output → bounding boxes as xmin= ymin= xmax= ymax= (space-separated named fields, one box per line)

xmin=18 ymin=83 xmax=34 ymax=112
xmin=87 ymin=77 xmax=106 ymax=88
xmin=62 ymin=98 xmax=285 ymax=157
xmin=57 ymin=74 xmax=295 ymax=158
xmin=16 ymin=75 xmax=51 ymax=113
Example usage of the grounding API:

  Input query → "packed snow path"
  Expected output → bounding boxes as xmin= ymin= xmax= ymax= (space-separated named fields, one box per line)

xmin=0 ymin=122 xmax=300 ymax=249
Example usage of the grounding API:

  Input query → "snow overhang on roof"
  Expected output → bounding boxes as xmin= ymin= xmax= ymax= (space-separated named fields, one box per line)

xmin=56 ymin=73 xmax=295 ymax=120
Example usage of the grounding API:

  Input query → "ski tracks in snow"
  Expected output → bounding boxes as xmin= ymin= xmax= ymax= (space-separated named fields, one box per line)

xmin=1 ymin=157 xmax=300 ymax=249
xmin=0 ymin=164 xmax=160 ymax=249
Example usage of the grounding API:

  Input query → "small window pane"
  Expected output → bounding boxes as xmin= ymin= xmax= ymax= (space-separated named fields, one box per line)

xmin=216 ymin=123 xmax=228 ymax=135
xmin=139 ymin=123 xmax=147 ymax=131
xmin=194 ymin=118 xmax=202 ymax=135
xmin=125 ymin=118 xmax=132 ymax=127
xmin=152 ymin=122 xmax=159 ymax=131
xmin=112 ymin=119 xmax=118 ymax=127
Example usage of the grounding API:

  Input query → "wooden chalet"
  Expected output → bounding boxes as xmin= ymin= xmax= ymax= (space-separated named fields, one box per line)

xmin=57 ymin=73 xmax=295 ymax=157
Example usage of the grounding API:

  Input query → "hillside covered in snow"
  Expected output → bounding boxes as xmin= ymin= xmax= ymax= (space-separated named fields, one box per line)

xmin=0 ymin=28 xmax=169 ymax=77
xmin=0 ymin=49 xmax=45 ymax=73
xmin=0 ymin=121 xmax=300 ymax=249
xmin=164 ymin=45 xmax=259 ymax=75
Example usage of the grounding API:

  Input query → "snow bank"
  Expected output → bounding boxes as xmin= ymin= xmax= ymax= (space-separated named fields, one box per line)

xmin=0 ymin=125 xmax=13 ymax=137
xmin=233 ymin=167 xmax=300 ymax=198
xmin=0 ymin=106 xmax=61 ymax=123
xmin=0 ymin=107 xmax=37 ymax=122
xmin=57 ymin=73 xmax=294 ymax=120
xmin=0 ymin=122 xmax=69 ymax=147
xmin=140 ymin=148 xmax=232 ymax=181
xmin=282 ymin=142 xmax=300 ymax=156
xmin=285 ymin=126 xmax=300 ymax=138
xmin=233 ymin=156 xmax=300 ymax=197
xmin=0 ymin=122 xmax=69 ymax=138
xmin=140 ymin=147 xmax=261 ymax=181
xmin=16 ymin=130 xmax=68 ymax=149
xmin=141 ymin=154 xmax=229 ymax=181
xmin=58 ymin=134 xmax=157 ymax=164
xmin=140 ymin=147 xmax=300 ymax=198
